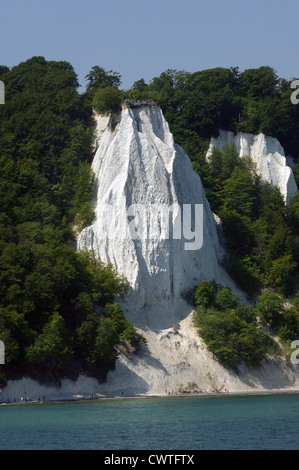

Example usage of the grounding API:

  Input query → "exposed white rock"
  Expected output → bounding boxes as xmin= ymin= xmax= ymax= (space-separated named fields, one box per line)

xmin=2 ymin=107 xmax=299 ymax=402
xmin=2 ymin=311 xmax=299 ymax=401
xmin=78 ymin=105 xmax=233 ymax=328
xmin=76 ymin=106 xmax=299 ymax=397
xmin=206 ymin=129 xmax=298 ymax=205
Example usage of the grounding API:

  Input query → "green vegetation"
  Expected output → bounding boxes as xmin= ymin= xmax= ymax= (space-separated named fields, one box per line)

xmin=85 ymin=66 xmax=124 ymax=115
xmin=133 ymin=66 xmax=299 ymax=158
xmin=202 ymin=144 xmax=298 ymax=298
xmin=193 ymin=280 xmax=299 ymax=370
xmin=92 ymin=86 xmax=123 ymax=115
xmin=72 ymin=161 xmax=95 ymax=231
xmin=0 ymin=57 xmax=144 ymax=386
xmin=1 ymin=57 xmax=299 ymax=382
xmin=85 ymin=66 xmax=122 ymax=98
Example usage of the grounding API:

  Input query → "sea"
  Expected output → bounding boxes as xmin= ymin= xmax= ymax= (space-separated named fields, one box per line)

xmin=0 ymin=393 xmax=298 ymax=451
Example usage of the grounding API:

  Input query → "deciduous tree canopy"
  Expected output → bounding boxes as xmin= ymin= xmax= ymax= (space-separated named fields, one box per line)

xmin=0 ymin=57 xmax=142 ymax=386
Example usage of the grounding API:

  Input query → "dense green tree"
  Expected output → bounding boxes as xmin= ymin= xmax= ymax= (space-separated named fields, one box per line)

xmin=25 ymin=312 xmax=73 ymax=371
xmin=72 ymin=161 xmax=95 ymax=231
xmin=221 ymin=254 xmax=262 ymax=296
xmin=278 ymin=308 xmax=299 ymax=341
xmin=255 ymin=290 xmax=284 ymax=329
xmin=180 ymin=67 xmax=241 ymax=137
xmin=128 ymin=78 xmax=153 ymax=100
xmin=238 ymin=67 xmax=280 ymax=100
xmin=218 ymin=209 xmax=255 ymax=257
xmin=235 ymin=304 xmax=256 ymax=324
xmin=265 ymin=255 xmax=297 ymax=296
xmin=223 ymin=166 xmax=258 ymax=218
xmin=193 ymin=280 xmax=279 ymax=370
xmin=194 ymin=279 xmax=219 ymax=308
xmin=293 ymin=290 xmax=299 ymax=311
xmin=75 ymin=303 xmax=145 ymax=377
xmin=94 ymin=316 xmax=120 ymax=370
xmin=289 ymin=192 xmax=299 ymax=231
xmin=76 ymin=313 xmax=101 ymax=364
xmin=93 ymin=86 xmax=123 ymax=115
xmin=214 ymin=287 xmax=240 ymax=311
xmin=85 ymin=66 xmax=122 ymax=97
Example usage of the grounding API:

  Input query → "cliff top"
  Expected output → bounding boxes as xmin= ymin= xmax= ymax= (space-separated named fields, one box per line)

xmin=122 ymin=98 xmax=157 ymax=109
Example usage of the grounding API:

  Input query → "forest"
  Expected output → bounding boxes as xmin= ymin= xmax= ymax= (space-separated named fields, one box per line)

xmin=0 ymin=57 xmax=144 ymax=386
xmin=0 ymin=57 xmax=299 ymax=382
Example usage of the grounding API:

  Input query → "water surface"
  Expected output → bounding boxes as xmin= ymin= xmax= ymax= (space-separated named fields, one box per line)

xmin=0 ymin=394 xmax=298 ymax=450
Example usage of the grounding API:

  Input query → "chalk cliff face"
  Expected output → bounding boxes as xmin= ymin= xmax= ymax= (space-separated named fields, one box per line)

xmin=78 ymin=105 xmax=232 ymax=327
xmin=73 ymin=107 xmax=299 ymax=398
xmin=2 ymin=106 xmax=299 ymax=401
xmin=206 ymin=129 xmax=298 ymax=205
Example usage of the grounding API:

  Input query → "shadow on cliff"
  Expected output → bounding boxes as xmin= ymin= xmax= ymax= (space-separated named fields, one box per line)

xmin=104 ymin=341 xmax=170 ymax=396
xmin=122 ymin=294 xmax=194 ymax=332
xmin=236 ymin=358 xmax=299 ymax=391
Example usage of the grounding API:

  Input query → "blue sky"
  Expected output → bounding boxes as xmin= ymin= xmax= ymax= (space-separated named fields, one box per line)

xmin=1 ymin=0 xmax=299 ymax=90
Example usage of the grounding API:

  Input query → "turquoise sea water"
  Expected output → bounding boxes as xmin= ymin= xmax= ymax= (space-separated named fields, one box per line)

xmin=0 ymin=394 xmax=298 ymax=450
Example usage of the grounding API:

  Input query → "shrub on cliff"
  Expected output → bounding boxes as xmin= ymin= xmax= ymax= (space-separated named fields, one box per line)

xmin=193 ymin=280 xmax=279 ymax=370
xmin=93 ymin=86 xmax=123 ymax=115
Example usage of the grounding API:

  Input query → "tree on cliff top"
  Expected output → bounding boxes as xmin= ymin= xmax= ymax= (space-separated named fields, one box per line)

xmin=85 ymin=66 xmax=122 ymax=96
xmin=92 ymin=86 xmax=123 ymax=115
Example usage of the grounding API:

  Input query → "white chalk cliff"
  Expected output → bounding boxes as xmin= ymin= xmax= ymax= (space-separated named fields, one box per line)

xmin=78 ymin=105 xmax=231 ymax=328
xmin=2 ymin=107 xmax=299 ymax=402
xmin=75 ymin=106 xmax=299 ymax=397
xmin=206 ymin=129 xmax=298 ymax=205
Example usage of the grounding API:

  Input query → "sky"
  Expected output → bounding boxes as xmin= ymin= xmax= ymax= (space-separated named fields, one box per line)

xmin=1 ymin=0 xmax=299 ymax=91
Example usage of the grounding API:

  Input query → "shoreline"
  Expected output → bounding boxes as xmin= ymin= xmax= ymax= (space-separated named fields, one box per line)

xmin=1 ymin=388 xmax=299 ymax=406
